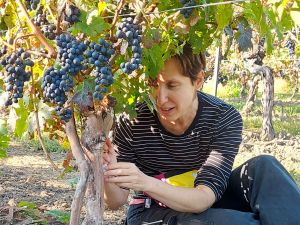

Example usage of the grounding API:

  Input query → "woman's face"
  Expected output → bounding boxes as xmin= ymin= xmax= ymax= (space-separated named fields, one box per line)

xmin=151 ymin=58 xmax=202 ymax=124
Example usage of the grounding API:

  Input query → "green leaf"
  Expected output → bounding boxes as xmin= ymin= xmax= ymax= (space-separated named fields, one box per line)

xmin=0 ymin=17 xmax=8 ymax=30
xmin=0 ymin=135 xmax=10 ymax=149
xmin=3 ymin=3 xmax=17 ymax=29
xmin=188 ymin=19 xmax=214 ymax=54
xmin=265 ymin=30 xmax=274 ymax=54
xmin=215 ymin=4 xmax=233 ymax=30
xmin=70 ymin=11 xmax=110 ymax=38
xmin=264 ymin=8 xmax=283 ymax=39
xmin=280 ymin=9 xmax=294 ymax=30
xmin=46 ymin=210 xmax=70 ymax=224
xmin=0 ymin=149 xmax=7 ymax=158
xmin=143 ymin=28 xmax=161 ymax=48
xmin=14 ymin=100 xmax=29 ymax=137
xmin=142 ymin=44 xmax=164 ymax=79
xmin=18 ymin=201 xmax=37 ymax=209
xmin=74 ymin=0 xmax=98 ymax=10
xmin=157 ymin=0 xmax=180 ymax=11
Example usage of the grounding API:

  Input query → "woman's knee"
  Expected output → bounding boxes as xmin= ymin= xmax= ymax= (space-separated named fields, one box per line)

xmin=251 ymin=155 xmax=279 ymax=169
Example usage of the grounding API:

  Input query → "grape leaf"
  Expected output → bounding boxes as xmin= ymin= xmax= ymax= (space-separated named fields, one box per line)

xmin=0 ymin=150 xmax=7 ymax=158
xmin=0 ymin=119 xmax=9 ymax=158
xmin=189 ymin=19 xmax=213 ymax=54
xmin=224 ymin=26 xmax=234 ymax=37
xmin=72 ymin=81 xmax=93 ymax=113
xmin=215 ymin=4 xmax=233 ymax=30
xmin=0 ymin=120 xmax=10 ymax=154
xmin=14 ymin=103 xmax=29 ymax=137
xmin=157 ymin=0 xmax=180 ymax=11
xmin=3 ymin=3 xmax=17 ymax=29
xmin=142 ymin=44 xmax=164 ymax=79
xmin=237 ymin=22 xmax=253 ymax=52
xmin=70 ymin=11 xmax=110 ymax=37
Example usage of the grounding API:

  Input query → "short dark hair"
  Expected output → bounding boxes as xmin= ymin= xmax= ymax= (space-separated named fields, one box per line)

xmin=173 ymin=44 xmax=206 ymax=83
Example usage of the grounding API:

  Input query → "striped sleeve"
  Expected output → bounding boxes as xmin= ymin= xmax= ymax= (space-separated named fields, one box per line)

xmin=194 ymin=106 xmax=243 ymax=201
xmin=113 ymin=114 xmax=136 ymax=163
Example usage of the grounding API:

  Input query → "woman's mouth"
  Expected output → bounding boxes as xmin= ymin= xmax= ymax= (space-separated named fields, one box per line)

xmin=159 ymin=107 xmax=175 ymax=116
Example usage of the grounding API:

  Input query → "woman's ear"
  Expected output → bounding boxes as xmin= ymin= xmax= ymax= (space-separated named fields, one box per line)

xmin=195 ymin=70 xmax=205 ymax=89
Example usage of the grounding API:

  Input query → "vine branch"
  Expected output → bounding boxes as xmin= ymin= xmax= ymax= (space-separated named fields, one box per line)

xmin=27 ymin=50 xmax=51 ymax=58
xmin=65 ymin=114 xmax=89 ymax=225
xmin=15 ymin=0 xmax=56 ymax=58
xmin=109 ymin=0 xmax=126 ymax=39
xmin=13 ymin=34 xmax=36 ymax=50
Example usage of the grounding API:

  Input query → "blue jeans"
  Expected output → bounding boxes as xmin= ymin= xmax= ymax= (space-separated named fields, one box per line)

xmin=126 ymin=155 xmax=300 ymax=225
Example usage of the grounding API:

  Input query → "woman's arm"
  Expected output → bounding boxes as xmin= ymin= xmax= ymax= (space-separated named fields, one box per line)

xmin=146 ymin=177 xmax=216 ymax=213
xmin=104 ymin=182 xmax=129 ymax=210
xmin=104 ymin=162 xmax=216 ymax=213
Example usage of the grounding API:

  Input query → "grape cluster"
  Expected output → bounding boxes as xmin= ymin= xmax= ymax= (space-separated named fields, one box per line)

xmin=33 ymin=8 xmax=47 ymax=26
xmin=33 ymin=8 xmax=56 ymax=40
xmin=116 ymin=17 xmax=142 ymax=74
xmin=179 ymin=0 xmax=196 ymax=19
xmin=0 ymin=48 xmax=33 ymax=106
xmin=41 ymin=67 xmax=73 ymax=122
xmin=25 ymin=0 xmax=40 ymax=11
xmin=56 ymin=33 xmax=87 ymax=76
xmin=86 ymin=39 xmax=115 ymax=100
xmin=63 ymin=4 xmax=81 ymax=25
xmin=42 ymin=24 xmax=56 ymax=40
xmin=285 ymin=39 xmax=295 ymax=57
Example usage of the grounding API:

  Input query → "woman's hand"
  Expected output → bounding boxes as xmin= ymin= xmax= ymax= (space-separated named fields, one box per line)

xmin=104 ymin=162 xmax=153 ymax=192
xmin=102 ymin=138 xmax=117 ymax=166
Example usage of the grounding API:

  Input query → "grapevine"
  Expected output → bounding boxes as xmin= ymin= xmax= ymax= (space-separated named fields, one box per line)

xmin=0 ymin=1 xmax=298 ymax=224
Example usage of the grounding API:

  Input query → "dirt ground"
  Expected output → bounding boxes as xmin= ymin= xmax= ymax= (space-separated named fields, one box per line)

xmin=0 ymin=131 xmax=300 ymax=224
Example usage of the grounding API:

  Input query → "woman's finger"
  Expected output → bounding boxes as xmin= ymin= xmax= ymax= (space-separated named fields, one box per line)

xmin=105 ymin=175 xmax=133 ymax=183
xmin=107 ymin=162 xmax=135 ymax=170
xmin=106 ymin=138 xmax=112 ymax=150
xmin=103 ymin=153 xmax=111 ymax=164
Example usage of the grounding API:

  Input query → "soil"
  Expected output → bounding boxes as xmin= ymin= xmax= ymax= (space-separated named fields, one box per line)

xmin=0 ymin=131 xmax=300 ymax=225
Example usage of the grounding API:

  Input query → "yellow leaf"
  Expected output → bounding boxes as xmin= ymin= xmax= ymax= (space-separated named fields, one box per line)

xmin=128 ymin=97 xmax=135 ymax=105
xmin=98 ymin=2 xmax=107 ymax=15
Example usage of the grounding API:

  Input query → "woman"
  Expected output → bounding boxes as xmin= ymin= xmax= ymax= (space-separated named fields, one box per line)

xmin=103 ymin=44 xmax=300 ymax=225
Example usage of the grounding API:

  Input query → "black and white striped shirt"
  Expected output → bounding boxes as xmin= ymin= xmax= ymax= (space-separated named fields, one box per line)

xmin=113 ymin=92 xmax=243 ymax=200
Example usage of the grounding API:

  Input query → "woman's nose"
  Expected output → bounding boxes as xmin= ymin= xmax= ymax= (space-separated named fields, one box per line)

xmin=156 ymin=87 xmax=168 ymax=105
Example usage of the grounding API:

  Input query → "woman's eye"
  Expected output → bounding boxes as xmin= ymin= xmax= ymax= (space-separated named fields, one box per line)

xmin=168 ymin=84 xmax=177 ymax=88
